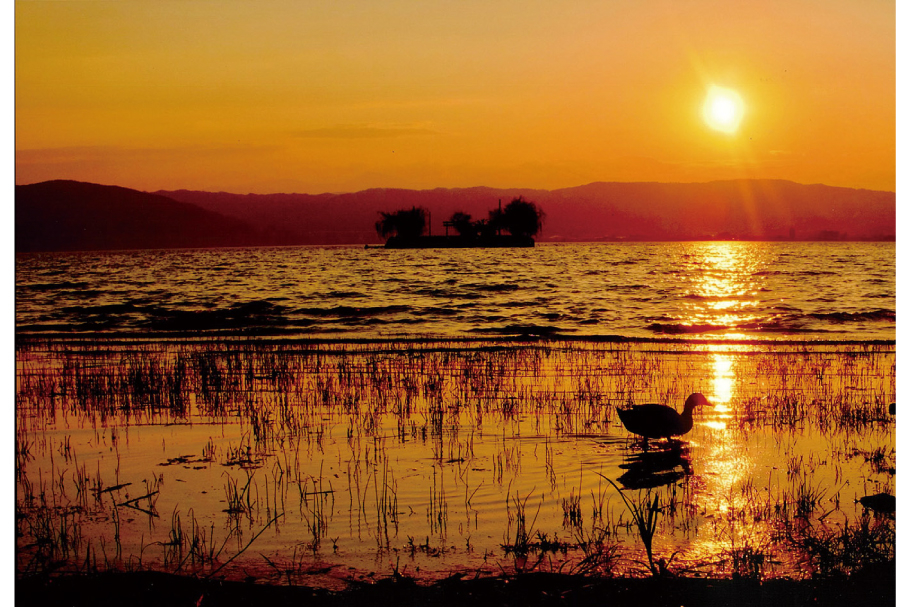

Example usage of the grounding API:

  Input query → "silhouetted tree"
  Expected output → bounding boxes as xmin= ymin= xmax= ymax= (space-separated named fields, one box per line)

xmin=448 ymin=211 xmax=477 ymax=238
xmin=486 ymin=207 xmax=504 ymax=235
xmin=375 ymin=207 xmax=428 ymax=240
xmin=493 ymin=197 xmax=545 ymax=238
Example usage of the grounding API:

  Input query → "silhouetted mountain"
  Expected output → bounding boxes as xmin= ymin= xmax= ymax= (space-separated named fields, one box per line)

xmin=159 ymin=180 xmax=895 ymax=245
xmin=16 ymin=180 xmax=258 ymax=252
xmin=14 ymin=179 xmax=895 ymax=252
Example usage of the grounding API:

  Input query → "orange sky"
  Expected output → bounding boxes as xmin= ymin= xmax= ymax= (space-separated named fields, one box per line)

xmin=15 ymin=0 xmax=895 ymax=194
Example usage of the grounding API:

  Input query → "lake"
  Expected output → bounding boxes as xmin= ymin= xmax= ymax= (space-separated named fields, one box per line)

xmin=15 ymin=242 xmax=895 ymax=585
xmin=15 ymin=242 xmax=895 ymax=341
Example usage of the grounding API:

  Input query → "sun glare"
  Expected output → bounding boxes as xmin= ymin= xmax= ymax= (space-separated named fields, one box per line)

xmin=703 ymin=86 xmax=745 ymax=134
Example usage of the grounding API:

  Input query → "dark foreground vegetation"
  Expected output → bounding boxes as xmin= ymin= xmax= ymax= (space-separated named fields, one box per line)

xmin=16 ymin=338 xmax=895 ymax=606
xmin=17 ymin=565 xmax=896 ymax=607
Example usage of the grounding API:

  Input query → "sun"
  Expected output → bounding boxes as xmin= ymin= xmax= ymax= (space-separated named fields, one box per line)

xmin=703 ymin=86 xmax=745 ymax=134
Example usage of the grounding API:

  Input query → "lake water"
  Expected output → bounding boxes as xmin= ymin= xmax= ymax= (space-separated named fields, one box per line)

xmin=15 ymin=242 xmax=896 ymax=342
xmin=15 ymin=242 xmax=896 ymax=584
xmin=15 ymin=339 xmax=895 ymax=583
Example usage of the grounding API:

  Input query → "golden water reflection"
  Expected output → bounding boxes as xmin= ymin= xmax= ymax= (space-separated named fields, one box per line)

xmin=687 ymin=244 xmax=759 ymax=516
xmin=16 ymin=339 xmax=895 ymax=581
xmin=701 ymin=349 xmax=745 ymax=499
xmin=680 ymin=241 xmax=775 ymax=335
xmin=689 ymin=342 xmax=768 ymax=565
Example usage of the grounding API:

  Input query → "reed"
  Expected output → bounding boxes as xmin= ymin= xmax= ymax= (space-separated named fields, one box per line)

xmin=501 ymin=487 xmax=542 ymax=557
xmin=784 ymin=511 xmax=894 ymax=577
xmin=15 ymin=337 xmax=896 ymax=582
xmin=570 ymin=496 xmax=622 ymax=576
xmin=427 ymin=465 xmax=448 ymax=538
xmin=601 ymin=476 xmax=666 ymax=576
xmin=223 ymin=469 xmax=257 ymax=524
xmin=561 ymin=488 xmax=583 ymax=530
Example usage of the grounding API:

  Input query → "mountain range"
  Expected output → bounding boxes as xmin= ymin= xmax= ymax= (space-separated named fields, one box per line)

xmin=15 ymin=179 xmax=895 ymax=252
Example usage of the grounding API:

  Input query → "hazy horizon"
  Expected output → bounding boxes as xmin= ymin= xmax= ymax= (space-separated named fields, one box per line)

xmin=15 ymin=175 xmax=899 ymax=199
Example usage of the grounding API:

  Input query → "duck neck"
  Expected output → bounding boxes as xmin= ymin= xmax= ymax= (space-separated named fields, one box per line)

xmin=680 ymin=404 xmax=696 ymax=433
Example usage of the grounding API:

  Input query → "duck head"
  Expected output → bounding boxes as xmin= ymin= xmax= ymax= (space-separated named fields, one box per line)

xmin=683 ymin=393 xmax=711 ymax=414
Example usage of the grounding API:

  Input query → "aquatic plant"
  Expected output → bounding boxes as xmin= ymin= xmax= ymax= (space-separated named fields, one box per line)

xmin=784 ymin=512 xmax=894 ymax=578
xmin=14 ymin=337 xmax=896 ymax=582
xmin=602 ymin=477 xmax=666 ymax=576
xmin=502 ymin=487 xmax=542 ymax=557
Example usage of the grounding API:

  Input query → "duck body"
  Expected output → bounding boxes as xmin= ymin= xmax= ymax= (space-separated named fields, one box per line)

xmin=859 ymin=492 xmax=896 ymax=514
xmin=617 ymin=393 xmax=710 ymax=440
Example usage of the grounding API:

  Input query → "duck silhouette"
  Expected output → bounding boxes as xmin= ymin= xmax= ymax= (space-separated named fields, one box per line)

xmin=859 ymin=492 xmax=895 ymax=515
xmin=617 ymin=393 xmax=711 ymax=441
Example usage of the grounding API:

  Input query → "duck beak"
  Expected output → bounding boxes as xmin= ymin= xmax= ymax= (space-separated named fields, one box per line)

xmin=692 ymin=393 xmax=712 ymax=408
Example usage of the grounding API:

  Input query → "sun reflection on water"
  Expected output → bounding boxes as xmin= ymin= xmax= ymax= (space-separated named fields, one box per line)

xmin=678 ymin=242 xmax=774 ymax=335
xmin=685 ymin=244 xmax=763 ymax=523
xmin=703 ymin=356 xmax=732 ymax=431
xmin=700 ymin=348 xmax=745 ymax=494
xmin=685 ymin=340 xmax=772 ymax=566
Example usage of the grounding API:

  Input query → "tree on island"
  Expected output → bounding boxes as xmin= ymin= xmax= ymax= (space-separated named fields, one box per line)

xmin=490 ymin=197 xmax=545 ymax=238
xmin=446 ymin=198 xmax=545 ymax=240
xmin=376 ymin=198 xmax=543 ymax=247
xmin=448 ymin=211 xmax=477 ymax=238
xmin=375 ymin=206 xmax=427 ymax=240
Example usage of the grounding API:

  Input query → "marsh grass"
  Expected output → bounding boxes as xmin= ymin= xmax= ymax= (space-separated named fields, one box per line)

xmin=784 ymin=512 xmax=895 ymax=577
xmin=502 ymin=487 xmax=542 ymax=557
xmin=601 ymin=477 xmax=668 ymax=576
xmin=570 ymin=492 xmax=623 ymax=576
xmin=15 ymin=338 xmax=895 ymax=583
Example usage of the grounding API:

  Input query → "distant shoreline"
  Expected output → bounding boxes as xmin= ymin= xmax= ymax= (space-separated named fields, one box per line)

xmin=16 ymin=180 xmax=896 ymax=252
xmin=14 ymin=334 xmax=897 ymax=350
xmin=14 ymin=237 xmax=897 ymax=254
xmin=383 ymin=234 xmax=535 ymax=248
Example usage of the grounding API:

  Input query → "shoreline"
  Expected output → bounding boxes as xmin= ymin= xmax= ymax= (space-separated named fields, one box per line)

xmin=14 ymin=332 xmax=897 ymax=348
xmin=16 ymin=566 xmax=896 ymax=607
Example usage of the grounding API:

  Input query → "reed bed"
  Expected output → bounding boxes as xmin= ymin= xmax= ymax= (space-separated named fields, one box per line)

xmin=16 ymin=337 xmax=895 ymax=584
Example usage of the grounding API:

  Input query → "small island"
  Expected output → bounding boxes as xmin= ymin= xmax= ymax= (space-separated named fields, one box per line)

xmin=376 ymin=197 xmax=544 ymax=248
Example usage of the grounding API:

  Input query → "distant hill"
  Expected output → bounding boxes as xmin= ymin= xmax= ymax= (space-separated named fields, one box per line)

xmin=14 ymin=178 xmax=895 ymax=252
xmin=16 ymin=180 xmax=258 ymax=252
xmin=159 ymin=180 xmax=895 ymax=245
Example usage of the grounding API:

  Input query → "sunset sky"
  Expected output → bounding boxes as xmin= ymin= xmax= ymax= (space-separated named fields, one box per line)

xmin=15 ymin=0 xmax=896 ymax=195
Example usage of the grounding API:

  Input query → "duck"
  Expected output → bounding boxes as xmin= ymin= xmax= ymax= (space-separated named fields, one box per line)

xmin=617 ymin=393 xmax=711 ymax=441
xmin=859 ymin=492 xmax=896 ymax=515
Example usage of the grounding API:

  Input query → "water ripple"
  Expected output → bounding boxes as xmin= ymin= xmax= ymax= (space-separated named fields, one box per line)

xmin=15 ymin=242 xmax=895 ymax=341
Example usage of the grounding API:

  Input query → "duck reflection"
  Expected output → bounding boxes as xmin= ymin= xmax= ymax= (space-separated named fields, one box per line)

xmin=617 ymin=441 xmax=692 ymax=490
